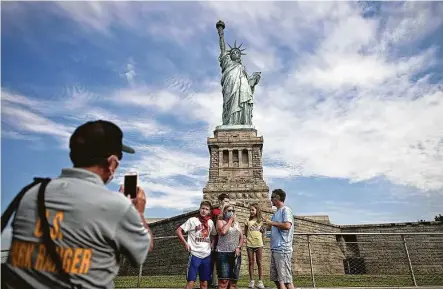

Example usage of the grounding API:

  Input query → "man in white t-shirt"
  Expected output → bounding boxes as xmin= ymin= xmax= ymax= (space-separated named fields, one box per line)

xmin=176 ymin=201 xmax=217 ymax=289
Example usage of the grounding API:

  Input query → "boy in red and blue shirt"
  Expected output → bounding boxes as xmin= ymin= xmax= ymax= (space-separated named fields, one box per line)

xmin=177 ymin=201 xmax=217 ymax=289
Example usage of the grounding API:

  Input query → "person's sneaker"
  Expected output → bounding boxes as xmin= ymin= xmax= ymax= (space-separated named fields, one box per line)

xmin=256 ymin=280 xmax=265 ymax=289
xmin=248 ymin=280 xmax=255 ymax=288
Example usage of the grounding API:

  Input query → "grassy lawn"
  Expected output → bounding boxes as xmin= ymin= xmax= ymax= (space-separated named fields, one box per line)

xmin=114 ymin=274 xmax=443 ymax=288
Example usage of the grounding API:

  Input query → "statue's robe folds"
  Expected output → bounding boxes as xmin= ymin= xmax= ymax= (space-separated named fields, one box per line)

xmin=219 ymin=51 xmax=253 ymax=125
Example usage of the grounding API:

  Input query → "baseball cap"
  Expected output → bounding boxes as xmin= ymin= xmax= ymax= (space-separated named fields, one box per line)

xmin=69 ymin=120 xmax=135 ymax=163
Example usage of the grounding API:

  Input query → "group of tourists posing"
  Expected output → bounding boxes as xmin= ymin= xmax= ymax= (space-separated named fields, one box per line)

xmin=176 ymin=189 xmax=295 ymax=289
xmin=2 ymin=120 xmax=294 ymax=289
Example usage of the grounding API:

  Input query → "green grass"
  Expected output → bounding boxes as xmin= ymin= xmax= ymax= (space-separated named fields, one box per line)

xmin=114 ymin=274 xmax=443 ymax=288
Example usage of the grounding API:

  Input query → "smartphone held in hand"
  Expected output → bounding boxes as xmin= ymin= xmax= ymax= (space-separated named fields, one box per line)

xmin=124 ymin=172 xmax=138 ymax=199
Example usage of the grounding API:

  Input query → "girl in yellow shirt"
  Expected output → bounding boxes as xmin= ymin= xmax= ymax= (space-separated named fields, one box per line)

xmin=244 ymin=203 xmax=265 ymax=289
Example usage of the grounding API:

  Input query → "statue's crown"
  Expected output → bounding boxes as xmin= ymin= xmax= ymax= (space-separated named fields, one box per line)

xmin=228 ymin=40 xmax=246 ymax=56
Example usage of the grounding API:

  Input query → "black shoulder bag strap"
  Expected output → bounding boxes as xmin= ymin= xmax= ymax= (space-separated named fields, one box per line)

xmin=1 ymin=178 xmax=43 ymax=232
xmin=36 ymin=178 xmax=82 ymax=289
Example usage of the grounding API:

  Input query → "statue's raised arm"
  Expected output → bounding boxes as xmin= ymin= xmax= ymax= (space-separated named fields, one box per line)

xmin=215 ymin=20 xmax=261 ymax=127
xmin=216 ymin=20 xmax=226 ymax=56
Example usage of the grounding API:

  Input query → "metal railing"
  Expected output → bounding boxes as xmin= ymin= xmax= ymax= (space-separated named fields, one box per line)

xmin=292 ymin=232 xmax=443 ymax=288
xmin=2 ymin=233 xmax=443 ymax=288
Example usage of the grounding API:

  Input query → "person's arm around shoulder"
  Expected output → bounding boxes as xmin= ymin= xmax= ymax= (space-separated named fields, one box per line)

xmin=114 ymin=187 xmax=153 ymax=267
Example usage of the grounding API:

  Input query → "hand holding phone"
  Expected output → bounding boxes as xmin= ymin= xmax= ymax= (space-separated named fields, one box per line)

xmin=132 ymin=187 xmax=146 ymax=215
xmin=120 ymin=172 xmax=146 ymax=214
xmin=123 ymin=172 xmax=138 ymax=199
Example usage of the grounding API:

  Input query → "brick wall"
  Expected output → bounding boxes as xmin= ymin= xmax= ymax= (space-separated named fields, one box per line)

xmin=293 ymin=217 xmax=344 ymax=275
xmin=118 ymin=211 xmax=198 ymax=276
xmin=340 ymin=222 xmax=443 ymax=275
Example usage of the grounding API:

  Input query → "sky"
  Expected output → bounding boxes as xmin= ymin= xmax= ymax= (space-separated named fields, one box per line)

xmin=1 ymin=1 xmax=443 ymax=249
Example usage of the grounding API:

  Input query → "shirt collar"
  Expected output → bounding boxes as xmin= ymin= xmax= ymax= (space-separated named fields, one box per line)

xmin=59 ymin=168 xmax=105 ymax=186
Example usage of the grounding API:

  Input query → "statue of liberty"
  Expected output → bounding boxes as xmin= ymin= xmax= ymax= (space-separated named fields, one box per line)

xmin=216 ymin=20 xmax=261 ymax=126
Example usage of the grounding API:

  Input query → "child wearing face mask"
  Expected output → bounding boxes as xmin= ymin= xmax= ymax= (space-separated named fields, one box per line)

xmin=210 ymin=194 xmax=230 ymax=288
xmin=216 ymin=204 xmax=244 ymax=289
xmin=244 ymin=203 xmax=265 ymax=289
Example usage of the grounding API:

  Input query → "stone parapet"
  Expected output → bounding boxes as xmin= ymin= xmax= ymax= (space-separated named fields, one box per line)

xmin=119 ymin=205 xmax=443 ymax=277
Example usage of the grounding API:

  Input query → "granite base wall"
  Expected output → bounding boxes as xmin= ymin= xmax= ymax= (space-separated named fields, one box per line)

xmin=118 ymin=210 xmax=198 ymax=276
xmin=341 ymin=222 xmax=443 ymax=275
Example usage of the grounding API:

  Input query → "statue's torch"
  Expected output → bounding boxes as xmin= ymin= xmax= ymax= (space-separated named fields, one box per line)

xmin=216 ymin=20 xmax=226 ymax=35
xmin=216 ymin=20 xmax=226 ymax=53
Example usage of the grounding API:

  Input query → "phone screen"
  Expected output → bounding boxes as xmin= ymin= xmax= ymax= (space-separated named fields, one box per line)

xmin=124 ymin=175 xmax=137 ymax=199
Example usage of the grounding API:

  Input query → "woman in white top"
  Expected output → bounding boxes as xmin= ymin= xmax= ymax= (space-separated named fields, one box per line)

xmin=216 ymin=204 xmax=244 ymax=289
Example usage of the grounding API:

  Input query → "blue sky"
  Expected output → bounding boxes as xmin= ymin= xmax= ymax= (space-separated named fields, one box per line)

xmin=2 ymin=2 xmax=443 ymax=248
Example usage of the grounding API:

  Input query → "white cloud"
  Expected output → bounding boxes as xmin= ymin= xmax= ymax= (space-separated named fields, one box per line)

xmin=1 ymin=88 xmax=170 ymax=144
xmin=1 ymin=130 xmax=40 ymax=141
xmin=378 ymin=2 xmax=443 ymax=48
xmin=110 ymin=87 xmax=182 ymax=112
xmin=124 ymin=63 xmax=136 ymax=87
xmin=292 ymin=53 xmax=396 ymax=90
xmin=135 ymin=181 xmax=201 ymax=210
xmin=51 ymin=2 xmax=125 ymax=35
xmin=121 ymin=145 xmax=208 ymax=180
xmin=2 ymin=102 xmax=73 ymax=141
xmin=113 ymin=146 xmax=209 ymax=210
xmin=263 ymin=165 xmax=302 ymax=181
xmin=299 ymin=201 xmax=399 ymax=225
xmin=2 ymin=1 xmax=443 ymax=218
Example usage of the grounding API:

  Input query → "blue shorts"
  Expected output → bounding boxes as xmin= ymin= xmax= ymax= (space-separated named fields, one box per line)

xmin=187 ymin=254 xmax=212 ymax=282
xmin=216 ymin=252 xmax=241 ymax=281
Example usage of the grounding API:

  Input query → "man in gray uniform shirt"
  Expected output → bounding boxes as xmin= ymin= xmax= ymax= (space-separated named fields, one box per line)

xmin=2 ymin=120 xmax=153 ymax=289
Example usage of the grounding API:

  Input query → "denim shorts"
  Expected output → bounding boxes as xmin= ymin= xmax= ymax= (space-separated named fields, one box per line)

xmin=216 ymin=252 xmax=241 ymax=280
xmin=247 ymin=246 xmax=262 ymax=253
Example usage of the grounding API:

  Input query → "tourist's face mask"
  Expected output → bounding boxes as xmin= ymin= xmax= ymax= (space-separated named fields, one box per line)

xmin=224 ymin=208 xmax=235 ymax=219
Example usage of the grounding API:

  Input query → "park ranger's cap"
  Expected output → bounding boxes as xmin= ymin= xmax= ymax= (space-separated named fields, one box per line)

xmin=69 ymin=120 xmax=135 ymax=163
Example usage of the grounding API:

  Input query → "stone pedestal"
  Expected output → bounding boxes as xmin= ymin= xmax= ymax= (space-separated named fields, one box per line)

xmin=203 ymin=125 xmax=271 ymax=209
